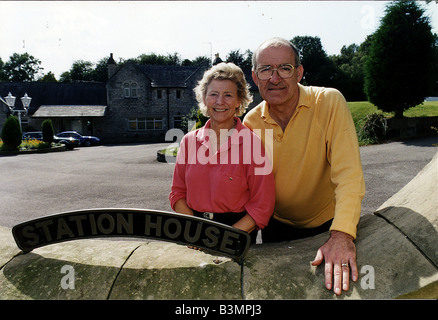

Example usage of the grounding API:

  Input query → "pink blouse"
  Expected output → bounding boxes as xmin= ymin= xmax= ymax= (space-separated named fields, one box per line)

xmin=169 ymin=118 xmax=275 ymax=229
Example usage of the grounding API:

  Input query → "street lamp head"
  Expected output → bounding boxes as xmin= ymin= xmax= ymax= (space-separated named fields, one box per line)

xmin=21 ymin=93 xmax=32 ymax=110
xmin=5 ymin=92 xmax=16 ymax=109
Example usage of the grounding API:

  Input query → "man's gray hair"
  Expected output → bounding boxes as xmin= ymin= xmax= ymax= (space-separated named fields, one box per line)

xmin=252 ymin=37 xmax=301 ymax=71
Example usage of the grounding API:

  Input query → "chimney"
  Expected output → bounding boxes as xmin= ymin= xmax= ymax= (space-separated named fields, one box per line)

xmin=107 ymin=53 xmax=117 ymax=79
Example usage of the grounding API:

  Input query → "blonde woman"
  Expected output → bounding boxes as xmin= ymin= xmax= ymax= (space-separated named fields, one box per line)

xmin=169 ymin=63 xmax=275 ymax=241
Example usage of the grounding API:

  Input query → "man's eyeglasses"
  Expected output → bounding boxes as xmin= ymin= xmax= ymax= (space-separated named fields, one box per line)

xmin=256 ymin=64 xmax=296 ymax=80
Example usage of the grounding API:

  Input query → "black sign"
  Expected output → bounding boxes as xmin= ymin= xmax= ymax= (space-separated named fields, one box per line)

xmin=12 ymin=208 xmax=251 ymax=261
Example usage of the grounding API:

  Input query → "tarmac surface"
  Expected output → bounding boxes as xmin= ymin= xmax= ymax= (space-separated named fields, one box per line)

xmin=1 ymin=136 xmax=437 ymax=229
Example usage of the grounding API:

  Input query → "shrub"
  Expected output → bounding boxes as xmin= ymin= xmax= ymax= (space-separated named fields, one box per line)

xmin=358 ymin=113 xmax=388 ymax=145
xmin=42 ymin=119 xmax=54 ymax=143
xmin=0 ymin=116 xmax=22 ymax=150
xmin=181 ymin=107 xmax=208 ymax=132
xmin=20 ymin=139 xmax=51 ymax=150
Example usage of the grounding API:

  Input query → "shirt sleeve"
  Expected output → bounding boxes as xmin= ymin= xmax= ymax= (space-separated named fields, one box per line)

xmin=325 ymin=90 xmax=365 ymax=238
xmin=243 ymin=134 xmax=276 ymax=229
xmin=169 ymin=136 xmax=188 ymax=210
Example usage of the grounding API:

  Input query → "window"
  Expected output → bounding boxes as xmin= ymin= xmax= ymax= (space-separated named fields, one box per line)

xmin=157 ymin=90 xmax=162 ymax=99
xmin=146 ymin=118 xmax=163 ymax=130
xmin=123 ymin=82 xmax=138 ymax=98
xmin=123 ymin=83 xmax=130 ymax=98
xmin=128 ymin=117 xmax=163 ymax=131
xmin=131 ymin=83 xmax=137 ymax=98
xmin=176 ymin=90 xmax=182 ymax=99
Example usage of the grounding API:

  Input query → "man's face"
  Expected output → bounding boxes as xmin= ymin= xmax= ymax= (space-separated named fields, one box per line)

xmin=252 ymin=45 xmax=303 ymax=108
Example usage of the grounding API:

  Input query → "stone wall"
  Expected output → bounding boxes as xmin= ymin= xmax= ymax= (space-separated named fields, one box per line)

xmin=387 ymin=116 xmax=438 ymax=139
xmin=0 ymin=152 xmax=436 ymax=300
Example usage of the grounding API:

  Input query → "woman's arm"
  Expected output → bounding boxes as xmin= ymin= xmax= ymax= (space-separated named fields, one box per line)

xmin=232 ymin=214 xmax=256 ymax=233
xmin=174 ymin=198 xmax=194 ymax=216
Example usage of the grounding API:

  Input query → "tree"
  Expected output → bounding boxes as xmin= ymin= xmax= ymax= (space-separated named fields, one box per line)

xmin=136 ymin=52 xmax=181 ymax=65
xmin=0 ymin=57 xmax=6 ymax=81
xmin=226 ymin=49 xmax=252 ymax=69
xmin=1 ymin=116 xmax=22 ymax=150
xmin=3 ymin=52 xmax=43 ymax=82
xmin=39 ymin=71 xmax=57 ymax=82
xmin=291 ymin=36 xmax=342 ymax=88
xmin=60 ymin=60 xmax=95 ymax=82
xmin=60 ymin=57 xmax=110 ymax=83
xmin=364 ymin=1 xmax=437 ymax=118
xmin=90 ymin=57 xmax=110 ymax=82
xmin=182 ymin=56 xmax=211 ymax=66
xmin=330 ymin=37 xmax=373 ymax=101
xmin=41 ymin=119 xmax=54 ymax=144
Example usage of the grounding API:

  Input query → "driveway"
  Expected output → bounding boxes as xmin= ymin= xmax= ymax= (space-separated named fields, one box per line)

xmin=360 ymin=136 xmax=438 ymax=216
xmin=1 ymin=137 xmax=437 ymax=228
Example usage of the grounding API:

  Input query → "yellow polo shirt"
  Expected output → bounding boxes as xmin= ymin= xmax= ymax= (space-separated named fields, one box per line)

xmin=243 ymin=84 xmax=365 ymax=238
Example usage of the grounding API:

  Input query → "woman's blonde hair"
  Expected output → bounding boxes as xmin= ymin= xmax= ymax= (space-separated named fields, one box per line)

xmin=194 ymin=62 xmax=253 ymax=117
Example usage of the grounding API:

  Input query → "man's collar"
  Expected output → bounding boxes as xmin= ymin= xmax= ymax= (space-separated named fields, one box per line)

xmin=260 ymin=83 xmax=311 ymax=122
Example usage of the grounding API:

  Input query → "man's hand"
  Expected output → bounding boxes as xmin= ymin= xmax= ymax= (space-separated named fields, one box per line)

xmin=311 ymin=230 xmax=358 ymax=295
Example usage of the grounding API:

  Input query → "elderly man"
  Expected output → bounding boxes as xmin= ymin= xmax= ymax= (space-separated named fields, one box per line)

xmin=243 ymin=37 xmax=365 ymax=295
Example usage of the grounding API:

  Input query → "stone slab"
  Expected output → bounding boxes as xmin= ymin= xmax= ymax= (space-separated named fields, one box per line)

xmin=0 ymin=226 xmax=21 ymax=269
xmin=0 ymin=238 xmax=144 ymax=299
xmin=242 ymin=214 xmax=438 ymax=299
xmin=376 ymin=151 xmax=438 ymax=267
xmin=109 ymin=241 xmax=242 ymax=299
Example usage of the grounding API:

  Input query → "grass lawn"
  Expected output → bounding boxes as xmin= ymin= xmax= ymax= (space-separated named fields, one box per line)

xmin=348 ymin=101 xmax=438 ymax=145
xmin=348 ymin=101 xmax=438 ymax=125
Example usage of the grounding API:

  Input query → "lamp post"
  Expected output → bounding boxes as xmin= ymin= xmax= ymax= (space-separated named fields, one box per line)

xmin=4 ymin=92 xmax=32 ymax=132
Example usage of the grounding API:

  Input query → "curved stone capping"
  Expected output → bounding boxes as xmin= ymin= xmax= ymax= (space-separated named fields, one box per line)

xmin=0 ymin=152 xmax=437 ymax=300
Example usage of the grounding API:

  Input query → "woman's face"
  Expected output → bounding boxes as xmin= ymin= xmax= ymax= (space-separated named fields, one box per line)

xmin=204 ymin=79 xmax=241 ymax=127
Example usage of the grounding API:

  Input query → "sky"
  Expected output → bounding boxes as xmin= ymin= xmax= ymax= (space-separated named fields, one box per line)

xmin=1 ymin=1 xmax=438 ymax=79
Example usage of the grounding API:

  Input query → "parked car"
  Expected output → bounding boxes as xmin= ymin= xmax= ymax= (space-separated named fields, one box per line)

xmin=22 ymin=132 xmax=43 ymax=141
xmin=53 ymin=134 xmax=80 ymax=150
xmin=55 ymin=131 xmax=100 ymax=147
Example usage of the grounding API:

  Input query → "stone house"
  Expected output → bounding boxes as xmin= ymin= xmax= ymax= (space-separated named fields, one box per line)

xmin=100 ymin=55 xmax=208 ymax=143
xmin=0 ymin=55 xmax=261 ymax=144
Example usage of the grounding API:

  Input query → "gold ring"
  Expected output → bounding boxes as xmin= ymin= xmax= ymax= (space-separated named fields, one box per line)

xmin=341 ymin=263 xmax=349 ymax=268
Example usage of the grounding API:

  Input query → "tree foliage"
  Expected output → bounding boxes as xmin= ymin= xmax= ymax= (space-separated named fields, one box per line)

xmin=3 ymin=53 xmax=43 ymax=82
xmin=39 ymin=71 xmax=57 ymax=82
xmin=330 ymin=36 xmax=373 ymax=101
xmin=226 ymin=49 xmax=252 ymax=69
xmin=1 ymin=116 xmax=22 ymax=150
xmin=0 ymin=57 xmax=6 ymax=81
xmin=292 ymin=36 xmax=337 ymax=86
xmin=364 ymin=1 xmax=437 ymax=118
xmin=41 ymin=119 xmax=54 ymax=144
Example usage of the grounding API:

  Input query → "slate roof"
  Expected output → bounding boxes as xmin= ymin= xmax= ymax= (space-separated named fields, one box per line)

xmin=137 ymin=64 xmax=205 ymax=88
xmin=137 ymin=64 xmax=258 ymax=90
xmin=32 ymin=105 xmax=107 ymax=118
xmin=0 ymin=82 xmax=107 ymax=115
